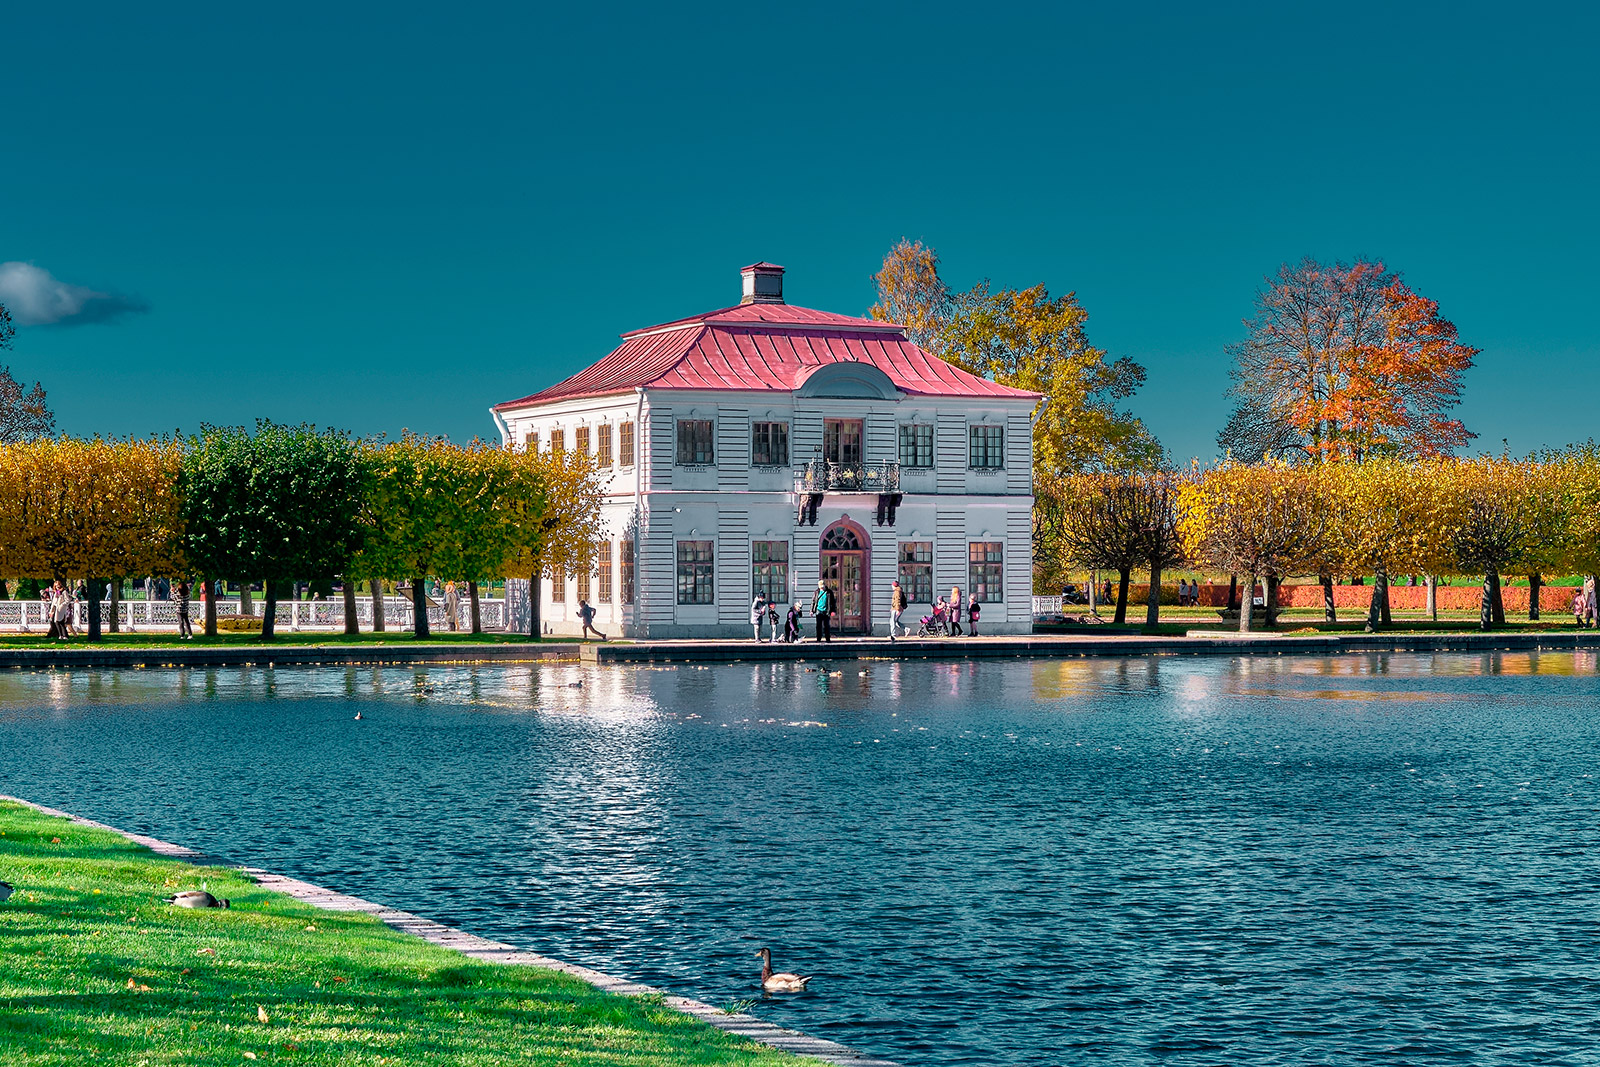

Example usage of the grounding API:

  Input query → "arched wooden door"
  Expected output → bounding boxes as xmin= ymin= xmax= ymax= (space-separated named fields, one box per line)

xmin=819 ymin=523 xmax=867 ymax=632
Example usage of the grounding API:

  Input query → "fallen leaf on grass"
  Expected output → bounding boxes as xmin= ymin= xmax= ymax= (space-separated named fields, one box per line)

xmin=257 ymin=1006 xmax=269 ymax=1024
xmin=51 ymin=837 xmax=61 ymax=844
xmin=125 ymin=978 xmax=151 ymax=991
xmin=196 ymin=948 xmax=216 ymax=956
xmin=243 ymin=1054 xmax=257 ymax=1061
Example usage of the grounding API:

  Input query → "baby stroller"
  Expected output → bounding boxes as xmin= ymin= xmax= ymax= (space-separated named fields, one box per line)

xmin=917 ymin=601 xmax=949 ymax=638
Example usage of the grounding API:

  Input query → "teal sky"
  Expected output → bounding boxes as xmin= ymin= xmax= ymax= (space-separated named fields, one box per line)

xmin=3 ymin=2 xmax=1596 ymax=462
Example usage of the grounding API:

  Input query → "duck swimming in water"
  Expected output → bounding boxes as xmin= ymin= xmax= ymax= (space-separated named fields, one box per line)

xmin=756 ymin=947 xmax=812 ymax=992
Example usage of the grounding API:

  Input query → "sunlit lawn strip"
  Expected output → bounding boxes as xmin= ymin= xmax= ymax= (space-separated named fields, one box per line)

xmin=0 ymin=802 xmax=815 ymax=1066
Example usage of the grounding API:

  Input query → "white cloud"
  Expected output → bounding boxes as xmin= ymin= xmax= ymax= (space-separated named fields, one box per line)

xmin=0 ymin=261 xmax=148 ymax=326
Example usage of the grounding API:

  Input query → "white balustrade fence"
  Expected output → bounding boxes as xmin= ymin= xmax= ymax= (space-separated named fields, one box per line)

xmin=4 ymin=596 xmax=509 ymax=633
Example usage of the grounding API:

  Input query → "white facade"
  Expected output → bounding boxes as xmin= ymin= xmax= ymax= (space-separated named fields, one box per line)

xmin=492 ymin=268 xmax=1040 ymax=639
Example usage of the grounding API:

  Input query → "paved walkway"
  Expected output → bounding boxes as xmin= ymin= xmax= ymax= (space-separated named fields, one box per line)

xmin=2 ymin=795 xmax=900 ymax=1067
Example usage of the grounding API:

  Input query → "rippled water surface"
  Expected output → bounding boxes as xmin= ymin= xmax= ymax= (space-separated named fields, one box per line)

xmin=4 ymin=653 xmax=1600 ymax=1065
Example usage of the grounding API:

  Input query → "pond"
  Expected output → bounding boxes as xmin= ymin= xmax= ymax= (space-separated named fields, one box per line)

xmin=3 ymin=653 xmax=1600 ymax=1066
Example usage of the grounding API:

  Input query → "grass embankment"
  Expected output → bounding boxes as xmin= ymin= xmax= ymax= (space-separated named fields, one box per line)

xmin=0 ymin=801 xmax=811 ymax=1066
xmin=0 ymin=632 xmax=581 ymax=649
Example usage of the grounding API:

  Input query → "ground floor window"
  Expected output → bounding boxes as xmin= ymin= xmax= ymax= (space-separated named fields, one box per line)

xmin=577 ymin=569 xmax=591 ymax=604
xmin=899 ymin=541 xmax=933 ymax=605
xmin=551 ymin=570 xmax=566 ymax=603
xmin=677 ymin=540 xmax=715 ymax=604
xmin=752 ymin=541 xmax=788 ymax=605
xmin=969 ymin=542 xmax=1003 ymax=602
xmin=620 ymin=539 xmax=635 ymax=604
xmin=598 ymin=542 xmax=613 ymax=602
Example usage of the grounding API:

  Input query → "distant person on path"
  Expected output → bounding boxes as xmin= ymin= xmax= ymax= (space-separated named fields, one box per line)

xmin=42 ymin=586 xmax=57 ymax=639
xmin=812 ymin=580 xmax=833 ymax=643
xmin=1586 ymin=576 xmax=1598 ymax=627
xmin=784 ymin=602 xmax=802 ymax=643
xmin=1103 ymin=579 xmax=1114 ymax=605
xmin=889 ymin=579 xmax=907 ymax=641
xmin=948 ymin=586 xmax=963 ymax=637
xmin=576 ymin=598 xmax=606 ymax=641
xmin=1573 ymin=589 xmax=1589 ymax=629
xmin=175 ymin=579 xmax=193 ymax=639
xmin=444 ymin=581 xmax=460 ymax=631
xmin=967 ymin=593 xmax=981 ymax=637
xmin=750 ymin=594 xmax=768 ymax=642
xmin=51 ymin=580 xmax=74 ymax=640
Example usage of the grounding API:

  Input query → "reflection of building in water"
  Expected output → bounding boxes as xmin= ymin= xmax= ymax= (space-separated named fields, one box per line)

xmin=492 ymin=263 xmax=1040 ymax=639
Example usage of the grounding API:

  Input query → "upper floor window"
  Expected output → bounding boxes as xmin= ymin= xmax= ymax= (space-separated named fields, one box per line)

xmin=575 ymin=425 xmax=590 ymax=456
xmin=969 ymin=425 xmax=1004 ymax=469
xmin=522 ymin=430 xmax=538 ymax=453
xmin=823 ymin=418 xmax=863 ymax=465
xmin=597 ymin=424 xmax=613 ymax=467
xmin=899 ymin=423 xmax=933 ymax=467
xmin=752 ymin=421 xmax=789 ymax=466
xmin=549 ymin=428 xmax=565 ymax=454
xmin=619 ymin=421 xmax=635 ymax=467
xmin=677 ymin=419 xmax=714 ymax=465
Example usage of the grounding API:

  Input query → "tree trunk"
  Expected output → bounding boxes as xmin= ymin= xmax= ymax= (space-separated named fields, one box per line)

xmin=1491 ymin=570 xmax=1506 ymax=627
xmin=203 ymin=575 xmax=218 ymax=637
xmin=1528 ymin=573 xmax=1542 ymax=621
xmin=238 ymin=582 xmax=253 ymax=617
xmin=1265 ymin=574 xmax=1281 ymax=628
xmin=1113 ymin=567 xmax=1130 ymax=625
xmin=370 ymin=579 xmax=386 ymax=632
xmin=1365 ymin=569 xmax=1386 ymax=632
xmin=1226 ymin=574 xmax=1239 ymax=611
xmin=1320 ymin=572 xmax=1336 ymax=623
xmin=412 ymin=577 xmax=430 ymax=638
xmin=1379 ymin=569 xmax=1392 ymax=628
xmin=107 ymin=578 xmax=121 ymax=634
xmin=1143 ymin=562 xmax=1162 ymax=631
xmin=1239 ymin=570 xmax=1257 ymax=634
xmin=87 ymin=580 xmax=103 ymax=642
xmin=1426 ymin=575 xmax=1438 ymax=622
xmin=261 ymin=579 xmax=278 ymax=640
xmin=1480 ymin=571 xmax=1498 ymax=630
xmin=0 ymin=578 xmax=9 ymax=600
xmin=342 ymin=580 xmax=360 ymax=635
xmin=468 ymin=580 xmax=483 ymax=634
xmin=529 ymin=566 xmax=543 ymax=638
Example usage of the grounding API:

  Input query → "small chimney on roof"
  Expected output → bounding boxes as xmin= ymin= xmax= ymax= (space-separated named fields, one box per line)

xmin=740 ymin=262 xmax=785 ymax=305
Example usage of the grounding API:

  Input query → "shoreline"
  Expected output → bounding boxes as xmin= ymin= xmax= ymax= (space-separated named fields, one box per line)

xmin=0 ymin=629 xmax=1595 ymax=669
xmin=0 ymin=794 xmax=901 ymax=1067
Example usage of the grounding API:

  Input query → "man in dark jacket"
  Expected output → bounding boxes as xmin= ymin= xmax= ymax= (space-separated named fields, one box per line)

xmin=812 ymin=580 xmax=832 ymax=643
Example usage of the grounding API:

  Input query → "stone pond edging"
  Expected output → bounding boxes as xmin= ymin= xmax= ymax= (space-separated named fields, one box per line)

xmin=1 ymin=795 xmax=900 ymax=1067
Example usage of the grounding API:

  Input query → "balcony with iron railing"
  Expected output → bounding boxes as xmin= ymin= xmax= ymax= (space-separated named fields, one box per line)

xmin=792 ymin=458 xmax=901 ymax=494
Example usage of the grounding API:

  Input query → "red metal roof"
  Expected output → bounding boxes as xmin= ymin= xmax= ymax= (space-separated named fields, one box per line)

xmin=494 ymin=304 xmax=1040 ymax=409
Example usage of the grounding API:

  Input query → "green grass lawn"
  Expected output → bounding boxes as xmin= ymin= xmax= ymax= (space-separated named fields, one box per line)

xmin=0 ymin=801 xmax=815 ymax=1066
xmin=0 ymin=632 xmax=582 ymax=649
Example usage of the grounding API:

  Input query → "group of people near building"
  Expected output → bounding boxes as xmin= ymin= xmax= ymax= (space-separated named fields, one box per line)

xmin=745 ymin=579 xmax=982 ymax=644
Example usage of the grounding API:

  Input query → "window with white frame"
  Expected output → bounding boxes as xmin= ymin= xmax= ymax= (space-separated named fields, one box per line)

xmin=575 ymin=425 xmax=590 ymax=456
xmin=597 ymin=424 xmax=613 ymax=466
xmin=899 ymin=542 xmax=933 ymax=604
xmin=551 ymin=570 xmax=566 ymax=603
xmin=598 ymin=541 xmax=613 ymax=602
xmin=549 ymin=428 xmax=565 ymax=454
xmin=751 ymin=541 xmax=788 ymax=604
xmin=522 ymin=429 xmax=538 ymax=453
xmin=968 ymin=541 xmax=1003 ymax=602
xmin=676 ymin=540 xmax=715 ymax=603
xmin=677 ymin=420 xmax=714 ymax=465
xmin=899 ymin=423 xmax=934 ymax=467
xmin=969 ymin=425 xmax=1004 ymax=469
xmin=751 ymin=422 xmax=788 ymax=466
xmin=619 ymin=422 xmax=635 ymax=467
xmin=620 ymin=539 xmax=635 ymax=603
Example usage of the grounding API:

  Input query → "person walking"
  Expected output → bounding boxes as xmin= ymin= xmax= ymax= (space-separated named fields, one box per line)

xmin=1573 ymin=588 xmax=1588 ymax=629
xmin=812 ymin=580 xmax=833 ymax=643
xmin=51 ymin=580 xmax=73 ymax=640
xmin=948 ymin=586 xmax=963 ymax=637
xmin=967 ymin=593 xmax=981 ymax=637
xmin=175 ymin=579 xmax=193 ymax=639
xmin=889 ymin=579 xmax=907 ymax=641
xmin=1586 ymin=576 xmax=1598 ymax=628
xmin=785 ymin=602 xmax=802 ymax=643
xmin=443 ymin=580 xmax=460 ymax=632
xmin=576 ymin=598 xmax=607 ymax=641
xmin=750 ymin=594 xmax=768 ymax=642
